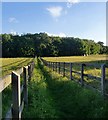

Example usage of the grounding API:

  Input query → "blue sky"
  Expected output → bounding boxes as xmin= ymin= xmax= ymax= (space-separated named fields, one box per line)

xmin=2 ymin=2 xmax=106 ymax=44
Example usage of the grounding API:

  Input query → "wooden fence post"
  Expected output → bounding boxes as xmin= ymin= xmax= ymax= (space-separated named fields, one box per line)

xmin=23 ymin=67 xmax=28 ymax=106
xmin=63 ymin=62 xmax=65 ymax=77
xmin=53 ymin=62 xmax=54 ymax=71
xmin=56 ymin=62 xmax=57 ymax=72
xmin=49 ymin=62 xmax=50 ymax=68
xmin=48 ymin=62 xmax=50 ymax=68
xmin=12 ymin=72 xmax=21 ymax=119
xmin=28 ymin=65 xmax=31 ymax=82
xmin=31 ymin=63 xmax=33 ymax=72
xmin=51 ymin=62 xmax=53 ymax=70
xmin=101 ymin=64 xmax=105 ymax=96
xmin=58 ymin=62 xmax=60 ymax=74
xmin=70 ymin=63 xmax=72 ymax=80
xmin=81 ymin=64 xmax=84 ymax=86
xmin=50 ymin=62 xmax=51 ymax=68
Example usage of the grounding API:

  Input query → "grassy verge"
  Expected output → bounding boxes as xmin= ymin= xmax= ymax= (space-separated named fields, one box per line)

xmin=22 ymin=59 xmax=108 ymax=119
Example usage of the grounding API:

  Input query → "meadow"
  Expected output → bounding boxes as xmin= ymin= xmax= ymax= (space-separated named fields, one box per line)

xmin=0 ymin=58 xmax=34 ymax=77
xmin=43 ymin=55 xmax=108 ymax=63
xmin=43 ymin=55 xmax=108 ymax=93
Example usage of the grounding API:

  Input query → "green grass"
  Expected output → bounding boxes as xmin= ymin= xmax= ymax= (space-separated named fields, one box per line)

xmin=2 ymin=58 xmax=34 ymax=118
xmin=22 ymin=58 xmax=108 ymax=119
xmin=43 ymin=55 xmax=108 ymax=63
xmin=43 ymin=55 xmax=108 ymax=91
xmin=1 ymin=58 xmax=34 ymax=77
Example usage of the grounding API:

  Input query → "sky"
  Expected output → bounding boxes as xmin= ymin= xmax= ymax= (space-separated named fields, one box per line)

xmin=2 ymin=1 xmax=106 ymax=45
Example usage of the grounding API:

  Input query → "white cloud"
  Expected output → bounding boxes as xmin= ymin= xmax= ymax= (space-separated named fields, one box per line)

xmin=67 ymin=0 xmax=79 ymax=8
xmin=59 ymin=33 xmax=66 ymax=37
xmin=46 ymin=6 xmax=63 ymax=18
xmin=46 ymin=32 xmax=66 ymax=37
xmin=8 ymin=17 xmax=18 ymax=23
xmin=10 ymin=29 xmax=17 ymax=35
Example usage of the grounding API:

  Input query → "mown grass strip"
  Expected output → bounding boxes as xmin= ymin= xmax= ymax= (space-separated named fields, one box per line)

xmin=1 ymin=58 xmax=33 ymax=77
xmin=22 ymin=58 xmax=108 ymax=119
xmin=22 ymin=60 xmax=58 ymax=118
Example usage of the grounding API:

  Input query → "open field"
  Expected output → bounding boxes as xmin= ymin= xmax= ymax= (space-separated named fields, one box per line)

xmin=43 ymin=55 xmax=108 ymax=91
xmin=0 ymin=58 xmax=34 ymax=77
xmin=43 ymin=55 xmax=108 ymax=78
xmin=43 ymin=55 xmax=108 ymax=63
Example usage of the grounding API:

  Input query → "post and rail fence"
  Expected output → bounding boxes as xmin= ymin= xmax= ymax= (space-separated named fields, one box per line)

xmin=40 ymin=57 xmax=108 ymax=97
xmin=0 ymin=61 xmax=35 ymax=119
xmin=1 ymin=57 xmax=108 ymax=119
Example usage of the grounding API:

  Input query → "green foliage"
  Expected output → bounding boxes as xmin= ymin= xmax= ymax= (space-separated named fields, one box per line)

xmin=1 ymin=33 xmax=108 ymax=57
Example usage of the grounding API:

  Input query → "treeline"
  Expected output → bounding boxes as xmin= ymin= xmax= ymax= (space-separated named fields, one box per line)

xmin=1 ymin=33 xmax=108 ymax=57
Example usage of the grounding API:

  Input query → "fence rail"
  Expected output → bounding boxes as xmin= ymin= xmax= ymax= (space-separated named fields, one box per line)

xmin=0 ymin=61 xmax=35 ymax=119
xmin=40 ymin=57 xmax=108 ymax=97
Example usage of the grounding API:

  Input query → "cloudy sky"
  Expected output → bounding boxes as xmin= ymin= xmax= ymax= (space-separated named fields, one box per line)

xmin=2 ymin=1 xmax=106 ymax=44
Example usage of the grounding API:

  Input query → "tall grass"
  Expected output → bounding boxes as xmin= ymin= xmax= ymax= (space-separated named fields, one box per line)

xmin=22 ymin=59 xmax=108 ymax=118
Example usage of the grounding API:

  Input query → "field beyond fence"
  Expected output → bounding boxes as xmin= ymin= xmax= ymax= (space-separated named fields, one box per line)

xmin=42 ymin=55 xmax=108 ymax=97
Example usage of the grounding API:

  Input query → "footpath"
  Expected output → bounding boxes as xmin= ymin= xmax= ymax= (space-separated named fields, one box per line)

xmin=22 ymin=59 xmax=108 ymax=119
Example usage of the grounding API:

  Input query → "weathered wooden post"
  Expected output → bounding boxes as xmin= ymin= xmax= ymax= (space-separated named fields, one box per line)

xmin=56 ymin=62 xmax=58 ymax=72
xmin=55 ymin=62 xmax=57 ymax=72
xmin=23 ymin=67 xmax=28 ymax=106
xmin=31 ymin=62 xmax=33 ymax=72
xmin=49 ymin=62 xmax=50 ymax=68
xmin=70 ymin=63 xmax=72 ymax=80
xmin=51 ymin=62 xmax=53 ymax=71
xmin=53 ymin=62 xmax=54 ymax=71
xmin=28 ymin=65 xmax=31 ymax=82
xmin=63 ymin=62 xmax=65 ymax=77
xmin=58 ymin=62 xmax=60 ymax=74
xmin=54 ymin=62 xmax=55 ymax=71
xmin=101 ymin=64 xmax=105 ymax=96
xmin=81 ymin=64 xmax=84 ymax=86
xmin=48 ymin=61 xmax=50 ymax=68
xmin=50 ymin=62 xmax=51 ymax=68
xmin=12 ymin=72 xmax=21 ymax=119
xmin=49 ymin=62 xmax=51 ymax=68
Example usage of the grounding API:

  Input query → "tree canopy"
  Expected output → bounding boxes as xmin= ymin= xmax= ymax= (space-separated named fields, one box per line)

xmin=1 ymin=33 xmax=108 ymax=57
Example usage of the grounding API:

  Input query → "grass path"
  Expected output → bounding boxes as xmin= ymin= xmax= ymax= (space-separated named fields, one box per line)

xmin=22 ymin=59 xmax=108 ymax=119
xmin=22 ymin=59 xmax=58 ymax=118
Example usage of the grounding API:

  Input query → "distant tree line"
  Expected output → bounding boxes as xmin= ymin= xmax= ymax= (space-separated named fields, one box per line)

xmin=1 ymin=33 xmax=108 ymax=57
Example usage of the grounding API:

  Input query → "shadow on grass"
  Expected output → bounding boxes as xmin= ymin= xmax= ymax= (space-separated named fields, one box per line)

xmin=22 ymin=61 xmax=60 ymax=118
xmin=37 ymin=59 xmax=108 ymax=119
